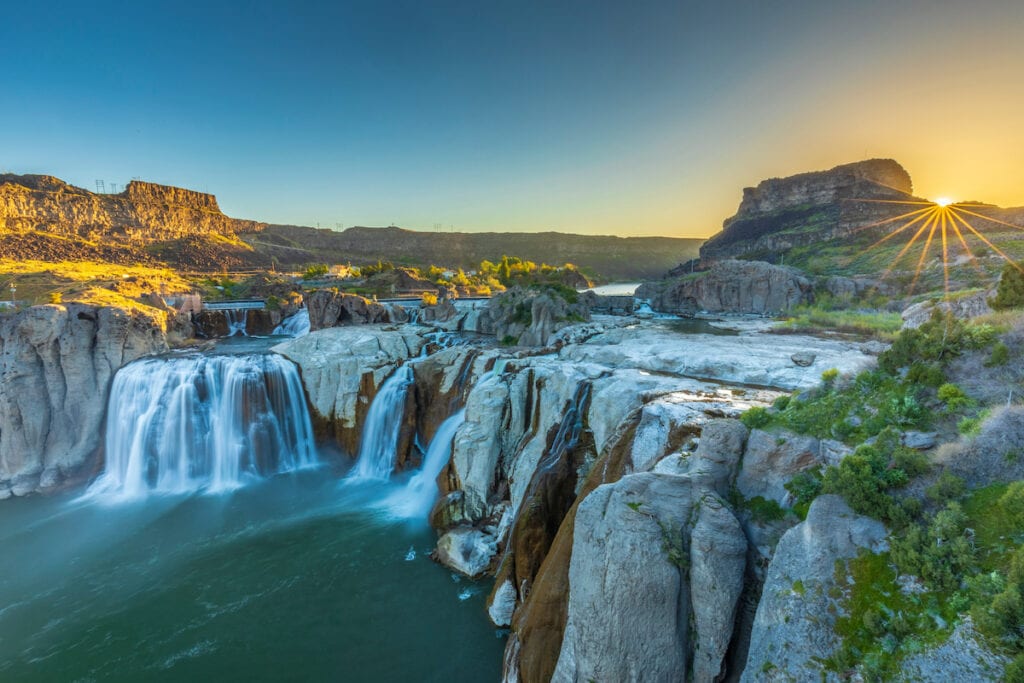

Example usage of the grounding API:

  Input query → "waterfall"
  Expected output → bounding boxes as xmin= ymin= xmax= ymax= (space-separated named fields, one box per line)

xmin=226 ymin=309 xmax=249 ymax=336
xmin=87 ymin=353 xmax=317 ymax=498
xmin=274 ymin=309 xmax=310 ymax=337
xmin=349 ymin=364 xmax=414 ymax=480
xmin=385 ymin=409 xmax=466 ymax=518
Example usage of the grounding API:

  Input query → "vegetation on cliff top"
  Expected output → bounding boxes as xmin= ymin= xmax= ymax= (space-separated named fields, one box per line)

xmin=742 ymin=309 xmax=1024 ymax=679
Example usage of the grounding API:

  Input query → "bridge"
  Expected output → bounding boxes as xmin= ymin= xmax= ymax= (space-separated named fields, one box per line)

xmin=202 ymin=299 xmax=266 ymax=311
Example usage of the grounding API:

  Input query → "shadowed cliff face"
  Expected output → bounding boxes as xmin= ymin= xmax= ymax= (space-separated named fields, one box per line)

xmin=699 ymin=158 xmax=918 ymax=263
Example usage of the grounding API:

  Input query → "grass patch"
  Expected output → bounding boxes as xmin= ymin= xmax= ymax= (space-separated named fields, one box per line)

xmin=779 ymin=306 xmax=902 ymax=339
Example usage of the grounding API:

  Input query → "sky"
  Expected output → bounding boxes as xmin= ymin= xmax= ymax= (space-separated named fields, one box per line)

xmin=1 ymin=0 xmax=1022 ymax=238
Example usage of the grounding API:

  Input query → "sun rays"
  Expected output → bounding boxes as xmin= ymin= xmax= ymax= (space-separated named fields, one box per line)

xmin=845 ymin=195 xmax=1024 ymax=298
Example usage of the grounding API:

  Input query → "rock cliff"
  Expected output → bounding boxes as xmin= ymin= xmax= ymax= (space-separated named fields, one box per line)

xmin=0 ymin=174 xmax=266 ymax=267
xmin=636 ymin=259 xmax=812 ymax=315
xmin=0 ymin=303 xmax=168 ymax=496
xmin=699 ymin=159 xmax=918 ymax=263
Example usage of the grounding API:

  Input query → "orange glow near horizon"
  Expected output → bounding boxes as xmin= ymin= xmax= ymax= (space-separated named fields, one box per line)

xmin=855 ymin=192 xmax=1024 ymax=300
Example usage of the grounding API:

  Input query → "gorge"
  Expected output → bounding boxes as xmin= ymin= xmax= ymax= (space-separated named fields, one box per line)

xmin=0 ymin=291 xmax=883 ymax=681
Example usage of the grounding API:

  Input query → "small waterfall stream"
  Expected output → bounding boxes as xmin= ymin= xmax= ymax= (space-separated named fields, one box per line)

xmin=226 ymin=309 xmax=249 ymax=336
xmin=88 ymin=353 xmax=317 ymax=498
xmin=349 ymin=364 xmax=415 ymax=480
xmin=384 ymin=409 xmax=466 ymax=518
xmin=273 ymin=309 xmax=310 ymax=337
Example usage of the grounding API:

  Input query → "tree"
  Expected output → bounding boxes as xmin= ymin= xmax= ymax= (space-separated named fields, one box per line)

xmin=991 ymin=262 xmax=1024 ymax=310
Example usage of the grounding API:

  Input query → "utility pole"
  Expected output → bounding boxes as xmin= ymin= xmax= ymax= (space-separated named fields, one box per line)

xmin=95 ymin=180 xmax=105 ymax=193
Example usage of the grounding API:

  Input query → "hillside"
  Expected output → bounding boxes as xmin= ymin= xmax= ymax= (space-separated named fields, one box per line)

xmin=0 ymin=173 xmax=701 ymax=281
xmin=245 ymin=225 xmax=700 ymax=281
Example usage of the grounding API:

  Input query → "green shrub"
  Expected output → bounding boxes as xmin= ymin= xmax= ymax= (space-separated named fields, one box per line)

xmin=265 ymin=294 xmax=282 ymax=311
xmin=986 ymin=342 xmax=1010 ymax=367
xmin=785 ymin=469 xmax=823 ymax=519
xmin=991 ymin=262 xmax=1024 ymax=310
xmin=999 ymin=482 xmax=1024 ymax=527
xmin=500 ymin=335 xmax=518 ymax=346
xmin=744 ymin=495 xmax=787 ymax=522
xmin=891 ymin=503 xmax=974 ymax=592
xmin=926 ymin=471 xmax=966 ymax=503
xmin=937 ymin=383 xmax=973 ymax=412
xmin=906 ymin=361 xmax=946 ymax=388
xmin=773 ymin=394 xmax=791 ymax=411
xmin=821 ymin=368 xmax=840 ymax=384
xmin=958 ymin=415 xmax=983 ymax=437
xmin=821 ymin=429 xmax=928 ymax=525
xmin=880 ymin=311 xmax=996 ymax=373
xmin=740 ymin=406 xmax=772 ymax=430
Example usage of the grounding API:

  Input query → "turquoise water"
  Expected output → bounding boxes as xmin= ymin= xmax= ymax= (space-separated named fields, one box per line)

xmin=0 ymin=470 xmax=505 ymax=682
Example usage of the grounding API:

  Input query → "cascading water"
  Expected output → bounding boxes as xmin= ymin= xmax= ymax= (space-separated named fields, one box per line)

xmin=273 ymin=309 xmax=310 ymax=337
xmin=349 ymin=364 xmax=415 ymax=480
xmin=385 ymin=409 xmax=465 ymax=518
xmin=226 ymin=309 xmax=249 ymax=336
xmin=87 ymin=353 xmax=317 ymax=498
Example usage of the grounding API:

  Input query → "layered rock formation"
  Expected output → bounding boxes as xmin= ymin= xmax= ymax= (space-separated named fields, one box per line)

xmin=0 ymin=303 xmax=168 ymax=496
xmin=0 ymin=174 xmax=267 ymax=268
xmin=699 ymin=159 xmax=917 ymax=263
xmin=0 ymin=174 xmax=264 ymax=241
xmin=637 ymin=259 xmax=812 ymax=315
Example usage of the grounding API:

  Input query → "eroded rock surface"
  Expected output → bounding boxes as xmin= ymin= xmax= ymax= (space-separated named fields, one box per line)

xmin=741 ymin=495 xmax=888 ymax=682
xmin=0 ymin=303 xmax=168 ymax=495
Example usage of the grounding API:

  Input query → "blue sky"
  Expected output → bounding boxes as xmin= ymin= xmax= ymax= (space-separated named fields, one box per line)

xmin=2 ymin=1 xmax=1022 ymax=236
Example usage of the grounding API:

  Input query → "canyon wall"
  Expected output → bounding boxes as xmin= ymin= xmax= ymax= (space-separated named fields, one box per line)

xmin=0 ymin=303 xmax=169 ymax=496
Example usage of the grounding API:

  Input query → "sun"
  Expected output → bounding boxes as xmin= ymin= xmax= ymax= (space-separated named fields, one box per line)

xmin=934 ymin=197 xmax=954 ymax=207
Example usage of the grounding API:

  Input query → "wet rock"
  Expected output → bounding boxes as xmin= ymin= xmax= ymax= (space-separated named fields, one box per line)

xmin=436 ymin=527 xmax=497 ymax=578
xmin=305 ymin=289 xmax=393 ymax=330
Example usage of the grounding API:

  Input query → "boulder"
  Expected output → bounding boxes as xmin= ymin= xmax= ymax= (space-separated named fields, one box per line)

xmin=305 ymin=289 xmax=393 ymax=330
xmin=790 ymin=351 xmax=816 ymax=367
xmin=553 ymin=472 xmax=747 ymax=682
xmin=902 ymin=430 xmax=939 ymax=450
xmin=436 ymin=527 xmax=497 ymax=578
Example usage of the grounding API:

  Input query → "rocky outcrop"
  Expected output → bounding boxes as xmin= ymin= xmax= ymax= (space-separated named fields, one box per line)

xmin=271 ymin=326 xmax=426 ymax=454
xmin=0 ymin=304 xmax=168 ymax=496
xmin=305 ymin=290 xmax=398 ymax=331
xmin=558 ymin=321 xmax=874 ymax=391
xmin=636 ymin=260 xmax=812 ymax=315
xmin=741 ymin=495 xmax=888 ymax=681
xmin=487 ymin=288 xmax=592 ymax=346
xmin=901 ymin=290 xmax=994 ymax=329
xmin=736 ymin=428 xmax=822 ymax=506
xmin=699 ymin=159 xmax=917 ymax=262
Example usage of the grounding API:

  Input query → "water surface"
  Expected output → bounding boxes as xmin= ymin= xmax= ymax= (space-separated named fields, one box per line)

xmin=0 ymin=472 xmax=504 ymax=682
